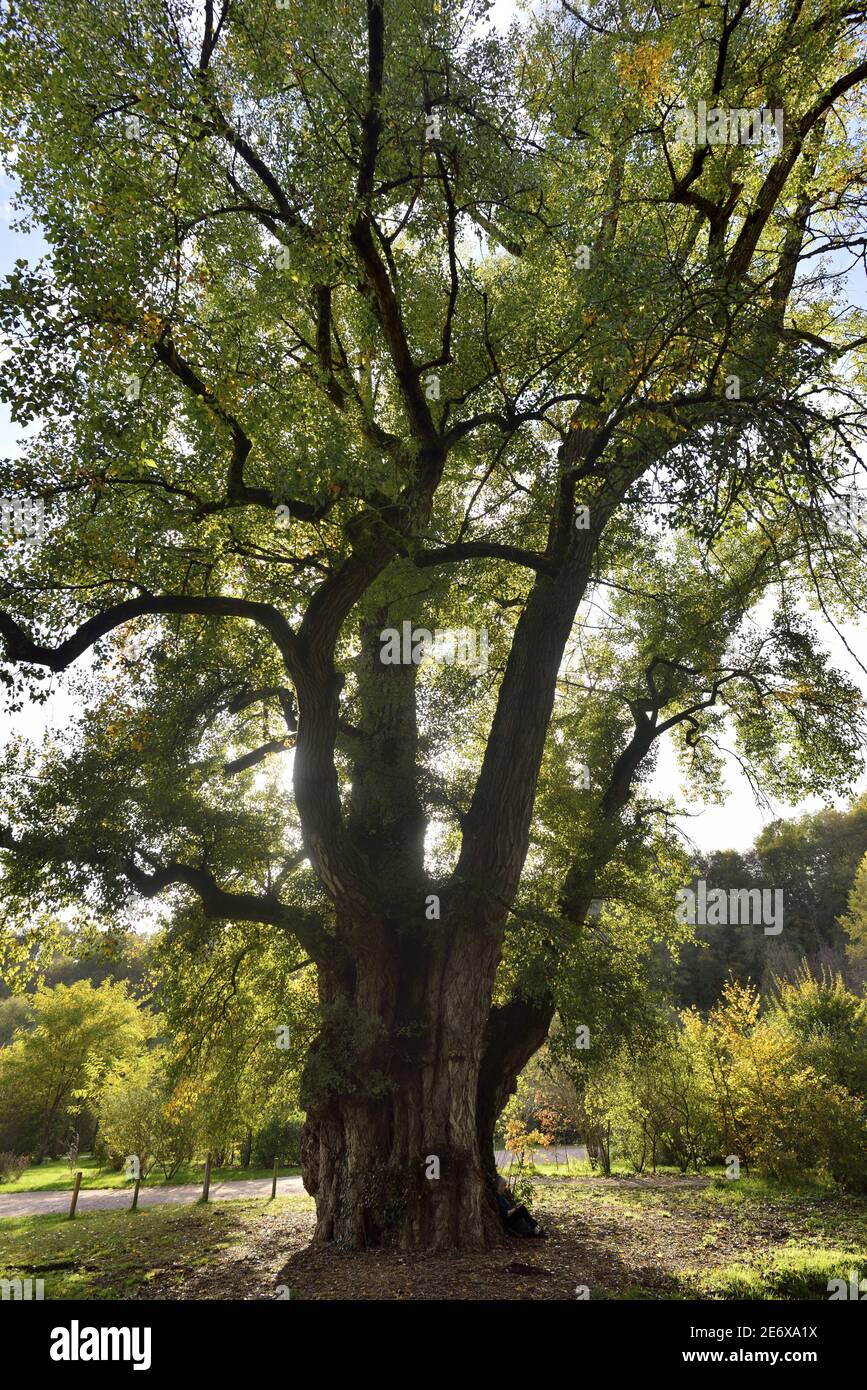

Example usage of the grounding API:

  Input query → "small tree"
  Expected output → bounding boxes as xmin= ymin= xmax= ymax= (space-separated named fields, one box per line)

xmin=0 ymin=980 xmax=152 ymax=1160
xmin=841 ymin=854 xmax=867 ymax=970
xmin=98 ymin=1050 xmax=199 ymax=1181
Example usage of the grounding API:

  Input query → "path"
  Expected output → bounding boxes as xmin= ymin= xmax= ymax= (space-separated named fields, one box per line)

xmin=1 ymin=1147 xmax=591 ymax=1220
xmin=0 ymin=1175 xmax=306 ymax=1219
xmin=495 ymin=1145 xmax=588 ymax=1166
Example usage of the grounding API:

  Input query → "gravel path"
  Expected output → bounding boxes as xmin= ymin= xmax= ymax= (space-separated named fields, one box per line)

xmin=1 ymin=1148 xmax=590 ymax=1220
xmin=0 ymin=1175 xmax=306 ymax=1219
xmin=495 ymin=1145 xmax=588 ymax=1166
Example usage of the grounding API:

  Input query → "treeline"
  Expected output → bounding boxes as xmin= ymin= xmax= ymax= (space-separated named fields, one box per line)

xmin=673 ymin=799 xmax=867 ymax=1009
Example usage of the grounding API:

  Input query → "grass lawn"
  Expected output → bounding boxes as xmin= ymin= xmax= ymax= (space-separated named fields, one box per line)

xmin=537 ymin=1171 xmax=867 ymax=1298
xmin=0 ymin=1153 xmax=301 ymax=1195
xmin=1 ymin=1171 xmax=865 ymax=1300
xmin=0 ymin=1195 xmax=312 ymax=1300
xmin=506 ymin=1157 xmax=698 ymax=1179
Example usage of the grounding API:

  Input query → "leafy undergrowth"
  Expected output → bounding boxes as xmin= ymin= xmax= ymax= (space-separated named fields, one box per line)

xmin=1 ymin=1177 xmax=865 ymax=1301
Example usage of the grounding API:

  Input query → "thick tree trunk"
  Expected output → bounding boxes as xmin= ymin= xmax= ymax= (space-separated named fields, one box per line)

xmin=300 ymin=923 xmax=506 ymax=1250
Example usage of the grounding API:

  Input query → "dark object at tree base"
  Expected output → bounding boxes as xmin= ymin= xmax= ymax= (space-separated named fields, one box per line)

xmin=502 ymin=1201 xmax=547 ymax=1238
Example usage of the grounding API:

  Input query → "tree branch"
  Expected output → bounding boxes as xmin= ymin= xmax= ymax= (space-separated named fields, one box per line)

xmin=0 ymin=595 xmax=299 ymax=674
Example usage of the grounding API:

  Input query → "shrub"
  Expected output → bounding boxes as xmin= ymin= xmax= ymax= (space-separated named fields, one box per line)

xmin=98 ymin=1051 xmax=199 ymax=1180
xmin=251 ymin=1114 xmax=304 ymax=1167
xmin=0 ymin=1151 xmax=30 ymax=1183
xmin=684 ymin=980 xmax=867 ymax=1187
xmin=564 ymin=976 xmax=867 ymax=1189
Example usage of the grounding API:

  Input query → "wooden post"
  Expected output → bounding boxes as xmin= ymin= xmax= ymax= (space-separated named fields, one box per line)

xmin=131 ymin=1178 xmax=141 ymax=1211
xmin=68 ymin=1170 xmax=82 ymax=1219
xmin=271 ymin=1156 xmax=278 ymax=1200
xmin=202 ymin=1153 xmax=211 ymax=1202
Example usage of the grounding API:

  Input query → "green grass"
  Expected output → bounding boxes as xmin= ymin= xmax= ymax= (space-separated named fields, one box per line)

xmin=0 ymin=1195 xmax=313 ymax=1300
xmin=530 ymin=1167 xmax=867 ymax=1300
xmin=549 ymin=1166 xmax=867 ymax=1223
xmin=2 ymin=1168 xmax=866 ymax=1301
xmin=690 ymin=1249 xmax=867 ymax=1300
xmin=497 ymin=1155 xmax=705 ymax=1179
xmin=0 ymin=1153 xmax=301 ymax=1194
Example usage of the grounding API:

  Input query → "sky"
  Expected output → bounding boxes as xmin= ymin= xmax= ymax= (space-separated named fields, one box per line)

xmin=1 ymin=9 xmax=866 ymax=857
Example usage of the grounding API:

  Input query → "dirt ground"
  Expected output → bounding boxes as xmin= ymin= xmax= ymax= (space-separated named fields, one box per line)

xmin=128 ymin=1174 xmax=835 ymax=1301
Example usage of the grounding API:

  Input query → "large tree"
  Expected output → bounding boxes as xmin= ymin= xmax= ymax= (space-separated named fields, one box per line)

xmin=2 ymin=0 xmax=867 ymax=1248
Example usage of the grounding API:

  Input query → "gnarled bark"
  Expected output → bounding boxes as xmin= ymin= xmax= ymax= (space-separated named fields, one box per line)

xmin=301 ymin=921 xmax=505 ymax=1250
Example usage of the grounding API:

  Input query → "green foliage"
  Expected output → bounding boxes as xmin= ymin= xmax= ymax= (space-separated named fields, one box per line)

xmin=250 ymin=1114 xmax=304 ymax=1169
xmin=0 ymin=979 xmax=153 ymax=1158
xmin=841 ymin=849 xmax=867 ymax=968
xmin=684 ymin=981 xmax=867 ymax=1187
xmin=550 ymin=972 xmax=867 ymax=1190
xmin=147 ymin=916 xmax=315 ymax=1159
xmin=97 ymin=1049 xmax=199 ymax=1180
xmin=578 ymin=1028 xmax=716 ymax=1175
xmin=1 ymin=0 xmax=867 ymax=1226
xmin=675 ymin=799 xmax=867 ymax=1008
xmin=769 ymin=965 xmax=867 ymax=1099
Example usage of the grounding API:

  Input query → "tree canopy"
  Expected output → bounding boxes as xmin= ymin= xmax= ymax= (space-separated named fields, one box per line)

xmin=2 ymin=0 xmax=867 ymax=1248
